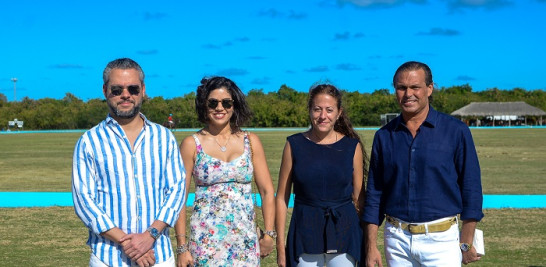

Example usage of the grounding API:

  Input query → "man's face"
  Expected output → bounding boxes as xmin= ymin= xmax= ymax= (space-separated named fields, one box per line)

xmin=394 ymin=69 xmax=433 ymax=118
xmin=103 ymin=68 xmax=145 ymax=119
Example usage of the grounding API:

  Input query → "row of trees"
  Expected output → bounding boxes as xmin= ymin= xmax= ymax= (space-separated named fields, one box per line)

xmin=1 ymin=84 xmax=545 ymax=130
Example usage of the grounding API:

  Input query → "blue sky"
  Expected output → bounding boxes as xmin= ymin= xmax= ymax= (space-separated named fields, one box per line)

xmin=1 ymin=0 xmax=545 ymax=101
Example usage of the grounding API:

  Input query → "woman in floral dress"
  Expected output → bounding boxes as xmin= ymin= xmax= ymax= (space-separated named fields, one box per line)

xmin=174 ymin=76 xmax=276 ymax=267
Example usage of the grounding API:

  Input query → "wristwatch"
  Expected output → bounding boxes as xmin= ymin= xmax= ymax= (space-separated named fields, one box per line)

xmin=146 ymin=227 xmax=160 ymax=240
xmin=460 ymin=243 xmax=472 ymax=252
xmin=263 ymin=230 xmax=277 ymax=239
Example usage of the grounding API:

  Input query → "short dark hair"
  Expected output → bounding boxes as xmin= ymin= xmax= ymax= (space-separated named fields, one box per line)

xmin=393 ymin=61 xmax=433 ymax=86
xmin=103 ymin=58 xmax=144 ymax=85
xmin=195 ymin=76 xmax=252 ymax=133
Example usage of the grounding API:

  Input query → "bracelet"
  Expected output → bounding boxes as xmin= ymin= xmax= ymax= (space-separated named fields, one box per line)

xmin=175 ymin=234 xmax=187 ymax=238
xmin=263 ymin=230 xmax=277 ymax=239
xmin=176 ymin=244 xmax=189 ymax=254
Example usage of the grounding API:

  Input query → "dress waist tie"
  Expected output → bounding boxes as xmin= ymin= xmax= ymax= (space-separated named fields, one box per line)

xmin=295 ymin=197 xmax=352 ymax=253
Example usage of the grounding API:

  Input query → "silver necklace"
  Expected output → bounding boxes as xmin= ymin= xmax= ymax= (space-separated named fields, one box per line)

xmin=214 ymin=134 xmax=231 ymax=152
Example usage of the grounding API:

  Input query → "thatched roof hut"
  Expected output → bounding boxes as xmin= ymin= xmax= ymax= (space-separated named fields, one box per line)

xmin=451 ymin=101 xmax=545 ymax=126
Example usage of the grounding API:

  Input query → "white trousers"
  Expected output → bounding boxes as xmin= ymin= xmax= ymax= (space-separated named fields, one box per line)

xmin=90 ymin=253 xmax=175 ymax=267
xmin=384 ymin=218 xmax=462 ymax=267
xmin=297 ymin=253 xmax=356 ymax=267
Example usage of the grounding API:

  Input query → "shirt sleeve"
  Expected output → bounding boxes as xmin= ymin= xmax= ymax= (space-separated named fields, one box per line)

xmin=456 ymin=126 xmax=484 ymax=221
xmin=155 ymin=132 xmax=186 ymax=227
xmin=362 ymin=132 xmax=385 ymax=225
xmin=71 ymin=136 xmax=117 ymax=235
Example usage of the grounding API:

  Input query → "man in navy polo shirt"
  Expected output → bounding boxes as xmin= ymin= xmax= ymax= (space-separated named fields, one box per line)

xmin=363 ymin=61 xmax=483 ymax=266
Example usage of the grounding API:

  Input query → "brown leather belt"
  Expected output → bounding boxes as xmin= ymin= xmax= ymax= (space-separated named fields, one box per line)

xmin=386 ymin=215 xmax=457 ymax=234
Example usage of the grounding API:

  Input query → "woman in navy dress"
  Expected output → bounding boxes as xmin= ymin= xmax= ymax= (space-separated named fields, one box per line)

xmin=276 ymin=84 xmax=368 ymax=267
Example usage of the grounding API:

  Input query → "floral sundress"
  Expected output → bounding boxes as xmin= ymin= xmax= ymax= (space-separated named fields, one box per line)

xmin=189 ymin=133 xmax=260 ymax=266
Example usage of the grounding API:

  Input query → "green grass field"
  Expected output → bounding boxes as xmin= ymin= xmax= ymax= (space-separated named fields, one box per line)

xmin=0 ymin=128 xmax=545 ymax=266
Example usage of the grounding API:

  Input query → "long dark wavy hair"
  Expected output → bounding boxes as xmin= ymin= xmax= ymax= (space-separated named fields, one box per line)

xmin=195 ymin=76 xmax=252 ymax=133
xmin=307 ymin=84 xmax=369 ymax=179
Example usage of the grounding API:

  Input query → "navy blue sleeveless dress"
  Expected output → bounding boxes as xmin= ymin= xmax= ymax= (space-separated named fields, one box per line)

xmin=285 ymin=133 xmax=363 ymax=266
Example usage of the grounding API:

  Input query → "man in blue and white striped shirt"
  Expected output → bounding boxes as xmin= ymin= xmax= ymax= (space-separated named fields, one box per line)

xmin=72 ymin=58 xmax=186 ymax=267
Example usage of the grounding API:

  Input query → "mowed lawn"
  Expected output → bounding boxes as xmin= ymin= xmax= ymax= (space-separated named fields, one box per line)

xmin=0 ymin=128 xmax=545 ymax=266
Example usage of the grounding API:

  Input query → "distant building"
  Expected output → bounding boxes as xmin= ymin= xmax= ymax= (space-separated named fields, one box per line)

xmin=380 ymin=113 xmax=399 ymax=126
xmin=7 ymin=118 xmax=24 ymax=130
xmin=451 ymin=101 xmax=545 ymax=126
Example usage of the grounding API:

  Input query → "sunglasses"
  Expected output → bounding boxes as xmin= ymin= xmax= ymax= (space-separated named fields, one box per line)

xmin=207 ymin=98 xmax=234 ymax=109
xmin=110 ymin=85 xmax=141 ymax=96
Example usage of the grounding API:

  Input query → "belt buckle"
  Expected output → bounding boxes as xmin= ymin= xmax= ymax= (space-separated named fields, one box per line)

xmin=407 ymin=224 xmax=419 ymax=233
xmin=387 ymin=216 xmax=395 ymax=224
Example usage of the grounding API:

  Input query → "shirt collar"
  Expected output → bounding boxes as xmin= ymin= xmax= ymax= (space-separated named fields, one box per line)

xmin=105 ymin=113 xmax=151 ymax=128
xmin=423 ymin=105 xmax=438 ymax=128
xmin=394 ymin=105 xmax=438 ymax=130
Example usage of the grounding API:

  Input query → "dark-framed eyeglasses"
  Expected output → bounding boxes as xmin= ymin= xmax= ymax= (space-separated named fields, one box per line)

xmin=207 ymin=98 xmax=234 ymax=109
xmin=110 ymin=85 xmax=141 ymax=96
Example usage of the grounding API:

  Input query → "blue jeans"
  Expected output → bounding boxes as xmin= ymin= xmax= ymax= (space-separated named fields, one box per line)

xmin=384 ymin=217 xmax=462 ymax=267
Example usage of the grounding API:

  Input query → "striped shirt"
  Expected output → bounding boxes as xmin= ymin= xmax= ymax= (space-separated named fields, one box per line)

xmin=72 ymin=114 xmax=186 ymax=267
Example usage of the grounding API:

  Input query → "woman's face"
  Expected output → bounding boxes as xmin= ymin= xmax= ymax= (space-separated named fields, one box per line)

xmin=206 ymin=87 xmax=234 ymax=127
xmin=309 ymin=93 xmax=341 ymax=134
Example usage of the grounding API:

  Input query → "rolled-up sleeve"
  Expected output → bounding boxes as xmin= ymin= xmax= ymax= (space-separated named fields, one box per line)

xmin=72 ymin=136 xmax=116 ymax=235
xmin=456 ymin=127 xmax=484 ymax=221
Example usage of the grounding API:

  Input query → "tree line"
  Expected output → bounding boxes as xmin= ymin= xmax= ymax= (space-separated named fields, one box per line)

xmin=1 ymin=84 xmax=545 ymax=130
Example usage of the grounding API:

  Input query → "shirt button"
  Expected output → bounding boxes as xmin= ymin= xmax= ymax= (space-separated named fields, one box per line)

xmin=411 ymin=149 xmax=415 ymax=152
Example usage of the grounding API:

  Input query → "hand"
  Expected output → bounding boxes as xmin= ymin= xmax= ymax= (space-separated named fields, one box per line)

xmin=366 ymin=245 xmax=383 ymax=267
xmin=277 ymin=248 xmax=286 ymax=267
xmin=135 ymin=249 xmax=155 ymax=267
xmin=259 ymin=235 xmax=274 ymax=258
xmin=120 ymin=232 xmax=156 ymax=261
xmin=462 ymin=246 xmax=481 ymax=265
xmin=176 ymin=251 xmax=194 ymax=267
